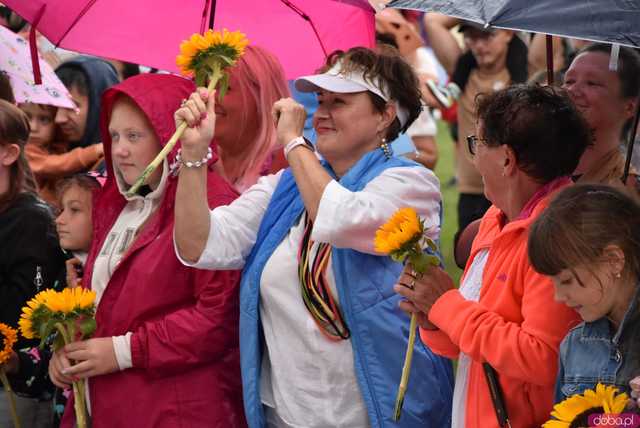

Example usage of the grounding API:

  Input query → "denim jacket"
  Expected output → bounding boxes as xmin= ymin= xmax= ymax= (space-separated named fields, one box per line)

xmin=555 ymin=288 xmax=640 ymax=401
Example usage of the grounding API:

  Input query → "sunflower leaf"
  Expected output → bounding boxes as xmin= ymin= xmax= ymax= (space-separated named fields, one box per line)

xmin=78 ymin=318 xmax=96 ymax=339
xmin=426 ymin=238 xmax=438 ymax=252
xmin=408 ymin=253 xmax=429 ymax=275
xmin=38 ymin=319 xmax=56 ymax=349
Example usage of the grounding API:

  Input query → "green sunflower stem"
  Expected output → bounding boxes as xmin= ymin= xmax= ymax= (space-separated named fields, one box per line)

xmin=56 ymin=322 xmax=88 ymax=428
xmin=0 ymin=367 xmax=21 ymax=428
xmin=54 ymin=322 xmax=71 ymax=347
xmin=125 ymin=66 xmax=223 ymax=198
xmin=393 ymin=311 xmax=418 ymax=421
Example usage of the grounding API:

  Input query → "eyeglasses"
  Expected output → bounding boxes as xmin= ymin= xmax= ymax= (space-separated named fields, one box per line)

xmin=466 ymin=135 xmax=489 ymax=155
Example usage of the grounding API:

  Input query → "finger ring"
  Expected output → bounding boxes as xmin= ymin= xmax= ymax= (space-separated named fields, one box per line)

xmin=408 ymin=278 xmax=415 ymax=290
xmin=410 ymin=268 xmax=417 ymax=278
xmin=180 ymin=98 xmax=187 ymax=107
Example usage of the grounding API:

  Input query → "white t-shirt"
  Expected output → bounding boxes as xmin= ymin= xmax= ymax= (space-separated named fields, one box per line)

xmin=177 ymin=165 xmax=442 ymax=427
xmin=451 ymin=249 xmax=489 ymax=428
xmin=87 ymin=161 xmax=169 ymax=412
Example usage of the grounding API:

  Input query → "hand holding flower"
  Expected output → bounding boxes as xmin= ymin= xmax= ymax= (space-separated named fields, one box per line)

xmin=2 ymin=351 xmax=19 ymax=375
xmin=394 ymin=264 xmax=455 ymax=329
xmin=126 ymin=29 xmax=248 ymax=197
xmin=62 ymin=338 xmax=119 ymax=379
xmin=174 ymin=88 xmax=217 ymax=159
xmin=49 ymin=347 xmax=74 ymax=388
xmin=19 ymin=288 xmax=96 ymax=428
xmin=374 ymin=207 xmax=441 ymax=420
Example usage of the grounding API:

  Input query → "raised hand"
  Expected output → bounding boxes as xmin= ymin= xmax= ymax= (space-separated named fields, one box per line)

xmin=272 ymin=97 xmax=307 ymax=146
xmin=174 ymin=88 xmax=217 ymax=160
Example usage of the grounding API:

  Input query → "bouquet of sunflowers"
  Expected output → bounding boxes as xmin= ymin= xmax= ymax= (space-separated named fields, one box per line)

xmin=374 ymin=207 xmax=440 ymax=420
xmin=19 ymin=288 xmax=96 ymax=428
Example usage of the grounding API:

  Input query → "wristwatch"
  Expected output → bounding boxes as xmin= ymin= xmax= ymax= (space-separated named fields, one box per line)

xmin=284 ymin=136 xmax=315 ymax=159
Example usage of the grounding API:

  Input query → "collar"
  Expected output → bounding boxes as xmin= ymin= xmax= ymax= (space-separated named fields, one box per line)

xmin=115 ymin=158 xmax=169 ymax=202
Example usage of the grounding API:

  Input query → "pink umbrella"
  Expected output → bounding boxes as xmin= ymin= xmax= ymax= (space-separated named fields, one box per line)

xmin=0 ymin=24 xmax=74 ymax=108
xmin=5 ymin=0 xmax=375 ymax=79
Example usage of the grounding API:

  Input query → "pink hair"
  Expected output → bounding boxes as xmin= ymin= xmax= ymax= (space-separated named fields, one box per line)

xmin=220 ymin=45 xmax=290 ymax=191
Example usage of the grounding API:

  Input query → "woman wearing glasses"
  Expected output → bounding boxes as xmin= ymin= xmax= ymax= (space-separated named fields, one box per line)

xmin=394 ymin=84 xmax=591 ymax=428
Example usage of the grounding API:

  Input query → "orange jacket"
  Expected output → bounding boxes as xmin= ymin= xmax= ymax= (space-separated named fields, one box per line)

xmin=421 ymin=188 xmax=580 ymax=428
xmin=25 ymin=141 xmax=103 ymax=207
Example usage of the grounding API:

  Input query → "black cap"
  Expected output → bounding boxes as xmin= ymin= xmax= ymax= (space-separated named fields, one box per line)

xmin=458 ymin=21 xmax=494 ymax=33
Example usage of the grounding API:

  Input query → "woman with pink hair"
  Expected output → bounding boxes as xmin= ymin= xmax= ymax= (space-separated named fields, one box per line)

xmin=214 ymin=45 xmax=290 ymax=192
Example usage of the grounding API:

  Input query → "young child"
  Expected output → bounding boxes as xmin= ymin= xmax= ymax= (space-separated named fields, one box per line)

xmin=19 ymin=102 xmax=103 ymax=207
xmin=55 ymin=174 xmax=101 ymax=287
xmin=528 ymin=184 xmax=640 ymax=401
xmin=0 ymin=99 xmax=65 ymax=428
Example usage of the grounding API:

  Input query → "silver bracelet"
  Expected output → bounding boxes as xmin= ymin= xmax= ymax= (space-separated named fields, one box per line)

xmin=175 ymin=147 xmax=213 ymax=168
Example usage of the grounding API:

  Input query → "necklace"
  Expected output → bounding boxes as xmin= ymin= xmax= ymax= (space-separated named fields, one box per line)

xmin=297 ymin=213 xmax=350 ymax=341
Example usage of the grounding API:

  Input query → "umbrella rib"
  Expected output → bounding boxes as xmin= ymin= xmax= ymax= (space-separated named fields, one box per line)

xmin=209 ymin=0 xmax=217 ymax=30
xmin=200 ymin=0 xmax=216 ymax=33
xmin=279 ymin=0 xmax=328 ymax=57
xmin=56 ymin=0 xmax=99 ymax=47
xmin=200 ymin=0 xmax=211 ymax=33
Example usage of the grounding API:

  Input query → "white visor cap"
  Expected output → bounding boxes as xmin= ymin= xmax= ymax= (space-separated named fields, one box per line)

xmin=294 ymin=61 xmax=410 ymax=128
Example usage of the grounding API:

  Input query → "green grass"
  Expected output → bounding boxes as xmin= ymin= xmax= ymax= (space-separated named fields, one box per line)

xmin=433 ymin=121 xmax=463 ymax=285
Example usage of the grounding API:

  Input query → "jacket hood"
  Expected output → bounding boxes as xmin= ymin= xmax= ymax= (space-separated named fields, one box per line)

xmin=99 ymin=73 xmax=216 ymax=195
xmin=55 ymin=56 xmax=119 ymax=148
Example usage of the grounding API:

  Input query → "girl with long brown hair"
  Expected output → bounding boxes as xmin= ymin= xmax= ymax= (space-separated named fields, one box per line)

xmin=0 ymin=99 xmax=65 ymax=427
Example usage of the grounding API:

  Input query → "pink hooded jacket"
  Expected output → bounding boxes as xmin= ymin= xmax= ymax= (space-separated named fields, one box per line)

xmin=61 ymin=74 xmax=246 ymax=427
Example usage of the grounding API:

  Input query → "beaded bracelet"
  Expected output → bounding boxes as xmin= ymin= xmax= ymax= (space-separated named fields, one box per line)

xmin=175 ymin=147 xmax=213 ymax=169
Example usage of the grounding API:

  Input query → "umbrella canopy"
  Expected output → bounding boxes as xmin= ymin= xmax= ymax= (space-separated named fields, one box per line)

xmin=387 ymin=0 xmax=640 ymax=48
xmin=0 ymin=24 xmax=74 ymax=108
xmin=4 ymin=0 xmax=375 ymax=79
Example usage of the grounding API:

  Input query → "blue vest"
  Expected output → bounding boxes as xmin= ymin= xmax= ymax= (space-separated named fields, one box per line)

xmin=239 ymin=149 xmax=453 ymax=427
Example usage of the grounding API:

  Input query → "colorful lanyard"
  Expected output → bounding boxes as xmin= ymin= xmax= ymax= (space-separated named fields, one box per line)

xmin=297 ymin=213 xmax=350 ymax=341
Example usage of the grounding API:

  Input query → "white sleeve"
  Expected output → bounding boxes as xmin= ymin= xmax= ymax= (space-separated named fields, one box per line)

xmin=112 ymin=333 xmax=133 ymax=370
xmin=414 ymin=47 xmax=439 ymax=78
xmin=406 ymin=109 xmax=437 ymax=138
xmin=174 ymin=171 xmax=282 ymax=270
xmin=311 ymin=166 xmax=441 ymax=255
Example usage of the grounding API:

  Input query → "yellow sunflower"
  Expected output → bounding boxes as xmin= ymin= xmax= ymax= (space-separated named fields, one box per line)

xmin=374 ymin=207 xmax=423 ymax=254
xmin=18 ymin=314 xmax=35 ymax=339
xmin=543 ymin=383 xmax=629 ymax=428
xmin=45 ymin=288 xmax=96 ymax=314
xmin=176 ymin=28 xmax=249 ymax=76
xmin=0 ymin=323 xmax=17 ymax=365
xmin=18 ymin=290 xmax=51 ymax=339
xmin=19 ymin=288 xmax=96 ymax=340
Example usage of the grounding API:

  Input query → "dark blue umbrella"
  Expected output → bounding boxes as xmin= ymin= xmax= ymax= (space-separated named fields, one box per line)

xmin=387 ymin=0 xmax=640 ymax=48
xmin=388 ymin=0 xmax=640 ymax=181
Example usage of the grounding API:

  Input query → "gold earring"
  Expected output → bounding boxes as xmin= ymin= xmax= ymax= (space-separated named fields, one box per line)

xmin=380 ymin=137 xmax=392 ymax=159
